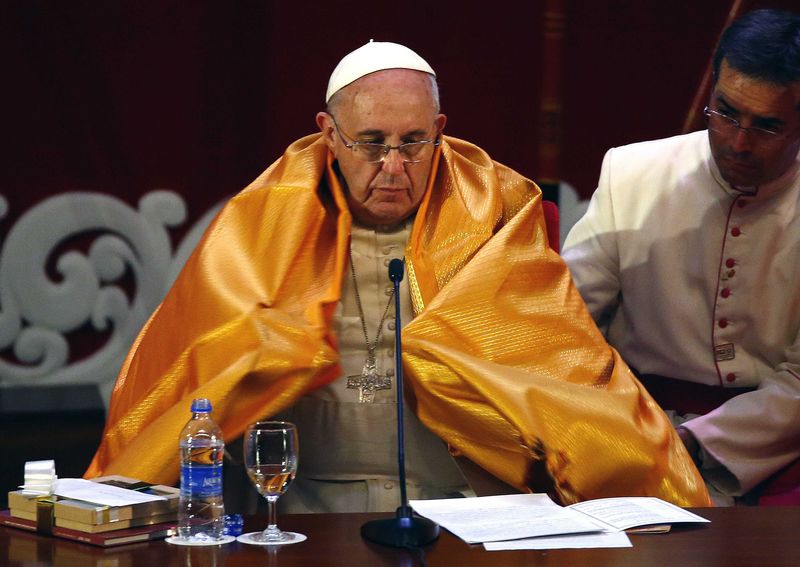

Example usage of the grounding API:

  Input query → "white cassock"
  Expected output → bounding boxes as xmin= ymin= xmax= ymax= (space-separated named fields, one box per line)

xmin=562 ymin=130 xmax=800 ymax=502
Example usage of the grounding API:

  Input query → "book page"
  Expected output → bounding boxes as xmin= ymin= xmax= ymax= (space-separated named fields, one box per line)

xmin=568 ymin=497 xmax=710 ymax=531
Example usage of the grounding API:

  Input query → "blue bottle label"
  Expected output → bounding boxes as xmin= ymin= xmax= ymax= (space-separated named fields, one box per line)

xmin=181 ymin=464 xmax=223 ymax=498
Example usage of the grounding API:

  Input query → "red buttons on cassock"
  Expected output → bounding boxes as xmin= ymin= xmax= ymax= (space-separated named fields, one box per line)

xmin=719 ymin=318 xmax=729 ymax=328
xmin=725 ymin=258 xmax=736 ymax=268
xmin=731 ymin=227 xmax=741 ymax=237
xmin=721 ymin=288 xmax=731 ymax=298
xmin=726 ymin=373 xmax=736 ymax=383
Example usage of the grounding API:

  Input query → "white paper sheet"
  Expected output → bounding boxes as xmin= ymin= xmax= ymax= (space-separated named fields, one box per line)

xmin=568 ymin=497 xmax=710 ymax=531
xmin=484 ymin=530 xmax=632 ymax=551
xmin=410 ymin=494 xmax=602 ymax=543
xmin=54 ymin=478 xmax=167 ymax=506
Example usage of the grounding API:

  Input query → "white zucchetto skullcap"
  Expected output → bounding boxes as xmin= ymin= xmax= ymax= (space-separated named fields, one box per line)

xmin=325 ymin=40 xmax=436 ymax=103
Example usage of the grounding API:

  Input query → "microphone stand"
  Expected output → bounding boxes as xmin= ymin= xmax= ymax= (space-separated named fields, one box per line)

xmin=360 ymin=258 xmax=440 ymax=548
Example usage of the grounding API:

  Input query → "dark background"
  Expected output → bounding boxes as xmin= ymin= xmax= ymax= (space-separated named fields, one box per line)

xmin=4 ymin=0 xmax=794 ymax=230
xmin=1 ymin=0 xmax=797 ymax=506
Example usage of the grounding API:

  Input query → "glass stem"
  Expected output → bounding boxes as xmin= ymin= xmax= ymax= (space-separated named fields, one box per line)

xmin=265 ymin=495 xmax=280 ymax=536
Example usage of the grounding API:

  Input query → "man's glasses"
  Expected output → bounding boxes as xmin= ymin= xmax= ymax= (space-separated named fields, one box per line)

xmin=330 ymin=115 xmax=440 ymax=164
xmin=704 ymin=106 xmax=784 ymax=142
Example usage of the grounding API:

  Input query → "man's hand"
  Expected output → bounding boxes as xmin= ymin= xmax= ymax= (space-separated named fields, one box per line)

xmin=677 ymin=426 xmax=702 ymax=467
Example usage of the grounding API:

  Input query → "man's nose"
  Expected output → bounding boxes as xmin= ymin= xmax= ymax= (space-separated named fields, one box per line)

xmin=381 ymin=148 xmax=406 ymax=174
xmin=731 ymin=127 xmax=755 ymax=153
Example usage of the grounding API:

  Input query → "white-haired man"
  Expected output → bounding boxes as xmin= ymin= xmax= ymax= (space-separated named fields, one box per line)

xmin=88 ymin=41 xmax=709 ymax=512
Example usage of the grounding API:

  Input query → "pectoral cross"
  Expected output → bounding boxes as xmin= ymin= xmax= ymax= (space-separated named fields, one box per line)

xmin=347 ymin=357 xmax=392 ymax=403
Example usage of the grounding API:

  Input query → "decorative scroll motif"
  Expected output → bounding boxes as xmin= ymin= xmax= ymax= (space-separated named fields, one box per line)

xmin=0 ymin=191 xmax=224 ymax=405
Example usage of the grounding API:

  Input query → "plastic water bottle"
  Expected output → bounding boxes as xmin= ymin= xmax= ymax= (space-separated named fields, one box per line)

xmin=178 ymin=398 xmax=225 ymax=541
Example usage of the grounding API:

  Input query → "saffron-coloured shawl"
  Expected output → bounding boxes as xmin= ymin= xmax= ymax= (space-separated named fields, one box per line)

xmin=86 ymin=134 xmax=710 ymax=506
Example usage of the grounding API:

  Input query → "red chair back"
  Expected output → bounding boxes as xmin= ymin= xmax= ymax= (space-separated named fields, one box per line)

xmin=542 ymin=200 xmax=560 ymax=253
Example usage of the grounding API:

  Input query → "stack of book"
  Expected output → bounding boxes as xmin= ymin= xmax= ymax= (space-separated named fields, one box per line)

xmin=1 ymin=475 xmax=178 ymax=547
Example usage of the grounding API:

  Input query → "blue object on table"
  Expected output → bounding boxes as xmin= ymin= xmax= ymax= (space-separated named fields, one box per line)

xmin=223 ymin=514 xmax=244 ymax=536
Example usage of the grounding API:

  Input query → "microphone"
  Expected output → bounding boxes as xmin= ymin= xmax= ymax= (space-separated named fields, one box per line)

xmin=360 ymin=258 xmax=440 ymax=548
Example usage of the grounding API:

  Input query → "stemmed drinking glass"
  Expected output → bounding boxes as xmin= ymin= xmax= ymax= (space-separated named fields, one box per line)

xmin=237 ymin=421 xmax=306 ymax=545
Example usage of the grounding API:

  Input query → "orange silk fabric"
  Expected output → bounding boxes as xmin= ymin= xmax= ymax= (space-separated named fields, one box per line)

xmin=86 ymin=133 xmax=710 ymax=506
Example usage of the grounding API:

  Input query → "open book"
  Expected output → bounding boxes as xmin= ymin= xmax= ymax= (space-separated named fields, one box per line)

xmin=410 ymin=494 xmax=709 ymax=545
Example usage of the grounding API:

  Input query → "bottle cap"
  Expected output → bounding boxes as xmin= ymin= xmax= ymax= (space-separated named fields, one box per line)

xmin=190 ymin=398 xmax=212 ymax=413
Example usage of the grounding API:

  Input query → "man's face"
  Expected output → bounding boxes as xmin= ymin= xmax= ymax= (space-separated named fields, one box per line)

xmin=317 ymin=69 xmax=446 ymax=227
xmin=708 ymin=60 xmax=800 ymax=189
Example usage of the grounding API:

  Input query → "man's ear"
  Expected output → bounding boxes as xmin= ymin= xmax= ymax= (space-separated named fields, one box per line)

xmin=434 ymin=113 xmax=447 ymax=134
xmin=316 ymin=112 xmax=337 ymax=151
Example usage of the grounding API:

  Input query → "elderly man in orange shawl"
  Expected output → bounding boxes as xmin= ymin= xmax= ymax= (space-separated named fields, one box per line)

xmin=87 ymin=41 xmax=710 ymax=512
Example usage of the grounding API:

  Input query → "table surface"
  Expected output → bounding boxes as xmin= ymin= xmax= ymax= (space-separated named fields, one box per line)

xmin=2 ymin=507 xmax=799 ymax=566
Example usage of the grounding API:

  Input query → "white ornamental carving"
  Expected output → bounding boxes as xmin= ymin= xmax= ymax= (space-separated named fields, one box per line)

xmin=0 ymin=190 xmax=224 ymax=405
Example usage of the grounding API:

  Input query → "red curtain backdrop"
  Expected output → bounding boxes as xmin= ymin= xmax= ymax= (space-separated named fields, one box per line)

xmin=3 ymin=0 xmax=796 ymax=227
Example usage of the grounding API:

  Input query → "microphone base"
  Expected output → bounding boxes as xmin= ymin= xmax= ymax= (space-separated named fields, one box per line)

xmin=361 ymin=507 xmax=440 ymax=548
